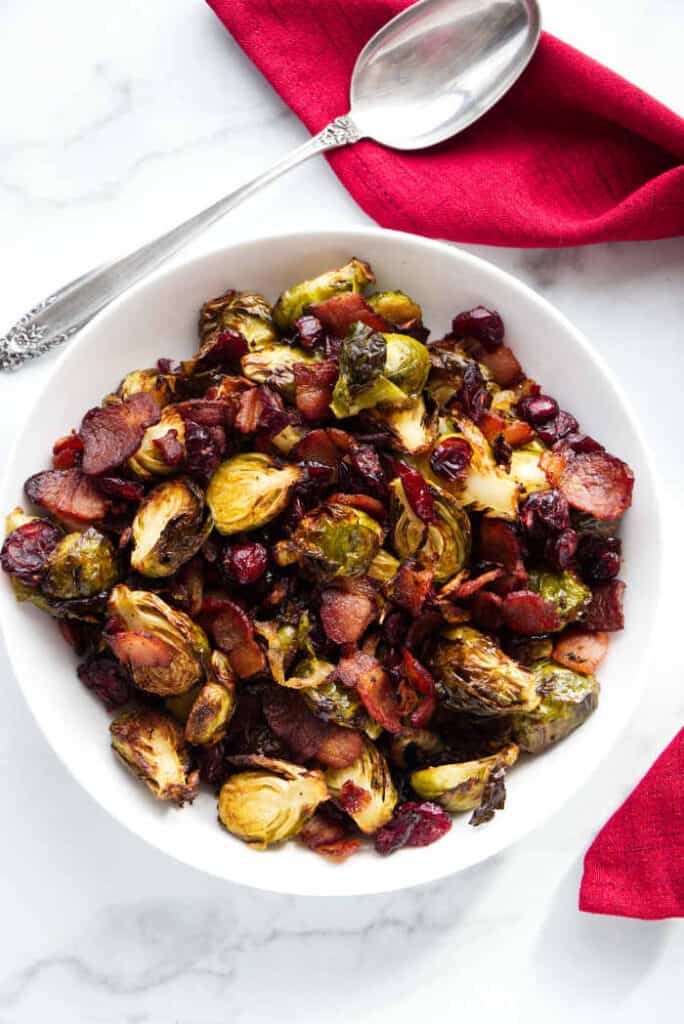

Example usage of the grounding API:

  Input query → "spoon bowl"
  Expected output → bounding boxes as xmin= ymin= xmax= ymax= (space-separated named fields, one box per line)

xmin=351 ymin=0 xmax=541 ymax=149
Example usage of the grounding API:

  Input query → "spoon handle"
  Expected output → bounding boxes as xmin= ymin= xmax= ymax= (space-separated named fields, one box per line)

xmin=0 ymin=115 xmax=362 ymax=371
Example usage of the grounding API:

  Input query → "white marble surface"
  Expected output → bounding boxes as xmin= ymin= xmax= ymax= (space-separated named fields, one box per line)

xmin=0 ymin=1 xmax=682 ymax=1020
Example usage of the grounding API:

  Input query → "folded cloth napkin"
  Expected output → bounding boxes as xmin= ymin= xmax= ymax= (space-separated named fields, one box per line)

xmin=580 ymin=729 xmax=684 ymax=920
xmin=205 ymin=0 xmax=684 ymax=247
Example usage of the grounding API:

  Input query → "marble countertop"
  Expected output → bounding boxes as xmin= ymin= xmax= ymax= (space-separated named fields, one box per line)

xmin=0 ymin=1 xmax=682 ymax=1020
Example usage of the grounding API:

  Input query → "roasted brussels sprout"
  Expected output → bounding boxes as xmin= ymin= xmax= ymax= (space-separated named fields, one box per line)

xmin=218 ymin=755 xmax=328 ymax=848
xmin=512 ymin=660 xmax=599 ymax=753
xmin=367 ymin=290 xmax=422 ymax=328
xmin=390 ymin=728 xmax=445 ymax=771
xmin=509 ymin=441 xmax=548 ymax=496
xmin=367 ymin=548 xmax=401 ymax=584
xmin=110 ymin=708 xmax=199 ymax=804
xmin=527 ymin=569 xmax=591 ymax=626
xmin=390 ymin=478 xmax=471 ymax=582
xmin=241 ymin=344 xmax=316 ymax=399
xmin=118 ymin=368 xmax=175 ymax=408
xmin=383 ymin=333 xmax=431 ymax=397
xmin=273 ymin=258 xmax=374 ymax=332
xmin=106 ymin=584 xmax=209 ymax=696
xmin=130 ymin=477 xmax=213 ymax=578
xmin=370 ymin=395 xmax=437 ymax=454
xmin=199 ymin=289 xmax=277 ymax=352
xmin=325 ymin=738 xmax=397 ymax=833
xmin=206 ymin=453 xmax=302 ymax=536
xmin=411 ymin=743 xmax=519 ymax=812
xmin=301 ymin=674 xmax=366 ymax=727
xmin=330 ymin=326 xmax=429 ymax=419
xmin=128 ymin=406 xmax=186 ymax=478
xmin=185 ymin=667 xmax=235 ymax=746
xmin=42 ymin=527 xmax=118 ymax=599
xmin=283 ymin=657 xmax=336 ymax=690
xmin=431 ymin=625 xmax=539 ymax=716
xmin=254 ymin=619 xmax=299 ymax=685
xmin=275 ymin=502 xmax=383 ymax=583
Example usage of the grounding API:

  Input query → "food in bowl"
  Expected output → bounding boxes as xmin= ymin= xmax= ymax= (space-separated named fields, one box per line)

xmin=0 ymin=258 xmax=634 ymax=861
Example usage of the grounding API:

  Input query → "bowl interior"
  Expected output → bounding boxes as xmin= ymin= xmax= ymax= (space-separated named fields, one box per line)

xmin=0 ymin=228 xmax=660 ymax=895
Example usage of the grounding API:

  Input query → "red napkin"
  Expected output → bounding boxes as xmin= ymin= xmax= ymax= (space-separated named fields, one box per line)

xmin=580 ymin=729 xmax=684 ymax=920
xmin=205 ymin=0 xmax=684 ymax=247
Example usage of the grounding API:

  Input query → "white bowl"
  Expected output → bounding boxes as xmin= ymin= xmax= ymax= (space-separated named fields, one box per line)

xmin=0 ymin=228 xmax=662 ymax=895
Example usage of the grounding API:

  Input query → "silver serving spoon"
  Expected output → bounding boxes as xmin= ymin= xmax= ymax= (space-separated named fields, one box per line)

xmin=0 ymin=0 xmax=540 ymax=370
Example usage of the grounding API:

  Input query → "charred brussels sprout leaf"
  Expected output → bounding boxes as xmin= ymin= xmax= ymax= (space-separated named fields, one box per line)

xmin=390 ymin=478 xmax=471 ymax=582
xmin=218 ymin=756 xmax=328 ymax=848
xmin=367 ymin=290 xmax=422 ymax=328
xmin=370 ymin=395 xmax=437 ymax=455
xmin=110 ymin=708 xmax=199 ymax=804
xmin=131 ymin=477 xmax=213 ymax=578
xmin=282 ymin=657 xmax=336 ymax=691
xmin=273 ymin=258 xmax=374 ymax=332
xmin=509 ymin=441 xmax=548 ymax=497
xmin=390 ymin=729 xmax=445 ymax=771
xmin=128 ymin=406 xmax=186 ymax=478
xmin=185 ymin=674 xmax=235 ymax=746
xmin=254 ymin=619 xmax=299 ymax=685
xmin=106 ymin=584 xmax=209 ymax=696
xmin=431 ymin=625 xmax=539 ymax=716
xmin=411 ymin=743 xmax=519 ymax=813
xmin=367 ymin=548 xmax=401 ymax=584
xmin=302 ymin=675 xmax=366 ymax=727
xmin=340 ymin=323 xmax=387 ymax=395
xmin=330 ymin=328 xmax=429 ymax=419
xmin=199 ymin=289 xmax=277 ymax=353
xmin=325 ymin=738 xmax=397 ymax=834
xmin=512 ymin=659 xmax=599 ymax=753
xmin=527 ymin=569 xmax=591 ymax=627
xmin=275 ymin=503 xmax=383 ymax=583
xmin=206 ymin=453 xmax=302 ymax=536
xmin=383 ymin=333 xmax=430 ymax=397
xmin=241 ymin=344 xmax=316 ymax=399
xmin=117 ymin=368 xmax=175 ymax=408
xmin=42 ymin=527 xmax=118 ymax=600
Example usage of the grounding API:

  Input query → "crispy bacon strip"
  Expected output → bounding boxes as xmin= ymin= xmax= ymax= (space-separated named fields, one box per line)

xmin=299 ymin=811 xmax=362 ymax=862
xmin=293 ymin=360 xmax=338 ymax=422
xmin=503 ymin=590 xmax=561 ymax=634
xmin=211 ymin=600 xmax=266 ymax=677
xmin=553 ymin=629 xmax=609 ymax=674
xmin=542 ymin=448 xmax=634 ymax=520
xmin=106 ymin=630 xmax=174 ymax=668
xmin=388 ymin=562 xmax=434 ymax=617
xmin=356 ymin=658 xmax=402 ymax=733
xmin=80 ymin=393 xmax=160 ymax=475
xmin=584 ymin=580 xmax=625 ymax=631
xmin=309 ymin=292 xmax=387 ymax=337
xmin=25 ymin=469 xmax=109 ymax=525
xmin=320 ymin=578 xmax=377 ymax=645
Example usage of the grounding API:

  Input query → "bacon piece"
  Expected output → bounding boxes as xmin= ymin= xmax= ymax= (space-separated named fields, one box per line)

xmin=335 ymin=649 xmax=378 ymax=688
xmin=299 ymin=811 xmax=362 ymax=862
xmin=477 ymin=345 xmax=522 ymax=386
xmin=204 ymin=375 xmax=254 ymax=402
xmin=326 ymin=492 xmax=386 ymax=521
xmin=52 ymin=432 xmax=83 ymax=469
xmin=356 ymin=659 xmax=402 ymax=733
xmin=175 ymin=399 xmax=234 ymax=428
xmin=455 ymin=567 xmax=505 ymax=599
xmin=479 ymin=518 xmax=522 ymax=570
xmin=80 ymin=393 xmax=160 ymax=476
xmin=95 ymin=476 xmax=145 ymax=502
xmin=470 ymin=590 xmax=504 ymax=631
xmin=314 ymin=727 xmax=364 ymax=768
xmin=195 ymin=328 xmax=247 ymax=369
xmin=542 ymin=449 xmax=634 ymax=520
xmin=480 ymin=411 xmax=535 ymax=448
xmin=320 ymin=578 xmax=377 ymax=645
xmin=234 ymin=388 xmax=263 ymax=433
xmin=25 ymin=469 xmax=109 ymax=526
xmin=584 ymin=580 xmax=625 ymax=631
xmin=293 ymin=428 xmax=344 ymax=467
xmin=553 ymin=628 xmax=609 ymax=674
xmin=388 ymin=562 xmax=434 ymax=617
xmin=152 ymin=429 xmax=184 ymax=467
xmin=262 ymin=686 xmax=328 ymax=760
xmin=503 ymin=590 xmax=561 ymax=634
xmin=309 ymin=292 xmax=387 ymax=337
xmin=401 ymin=648 xmax=437 ymax=728
xmin=106 ymin=630 xmax=174 ymax=668
xmin=211 ymin=600 xmax=266 ymax=677
xmin=293 ymin=360 xmax=338 ymax=422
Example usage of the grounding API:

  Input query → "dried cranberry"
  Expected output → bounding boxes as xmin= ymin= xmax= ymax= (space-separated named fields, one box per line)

xmin=545 ymin=527 xmax=578 ymax=570
xmin=430 ymin=437 xmax=472 ymax=481
xmin=196 ymin=741 xmax=230 ymax=788
xmin=383 ymin=609 xmax=409 ymax=647
xmin=394 ymin=462 xmax=436 ymax=524
xmin=255 ymin=385 xmax=290 ymax=435
xmin=374 ymin=801 xmax=452 ymax=855
xmin=225 ymin=542 xmax=269 ymax=585
xmin=536 ymin=410 xmax=578 ymax=447
xmin=294 ymin=314 xmax=324 ymax=350
xmin=451 ymin=307 xmax=504 ymax=352
xmin=77 ymin=654 xmax=131 ymax=710
xmin=184 ymin=419 xmax=222 ymax=482
xmin=196 ymin=328 xmax=247 ymax=369
xmin=519 ymin=489 xmax=570 ymax=540
xmin=517 ymin=395 xmax=559 ymax=425
xmin=0 ymin=520 xmax=62 ymax=585
xmin=96 ymin=476 xmax=145 ymax=502
xmin=349 ymin=445 xmax=385 ymax=492
xmin=556 ymin=432 xmax=604 ymax=454
xmin=577 ymin=535 xmax=622 ymax=583
xmin=456 ymin=362 xmax=489 ymax=422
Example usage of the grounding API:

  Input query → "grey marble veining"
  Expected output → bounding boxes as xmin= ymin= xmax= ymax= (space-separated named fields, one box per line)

xmin=0 ymin=1 xmax=682 ymax=1021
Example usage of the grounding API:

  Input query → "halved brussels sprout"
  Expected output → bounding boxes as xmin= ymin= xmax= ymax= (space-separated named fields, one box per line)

xmin=282 ymin=657 xmax=336 ymax=690
xmin=527 ymin=569 xmax=591 ymax=627
xmin=325 ymin=738 xmax=397 ymax=833
xmin=218 ymin=755 xmax=328 ymax=848
xmin=254 ymin=619 xmax=299 ymax=685
xmin=367 ymin=290 xmax=422 ymax=328
xmin=367 ymin=548 xmax=401 ymax=584
xmin=241 ymin=344 xmax=317 ymax=400
xmin=512 ymin=659 xmax=599 ymax=753
xmin=431 ymin=625 xmax=539 ymax=716
xmin=110 ymin=708 xmax=199 ymax=804
xmin=390 ymin=728 xmax=444 ymax=771
xmin=106 ymin=584 xmax=209 ymax=696
xmin=417 ymin=418 xmax=519 ymax=519
xmin=206 ymin=453 xmax=302 ymax=536
xmin=199 ymin=289 xmax=277 ymax=352
xmin=302 ymin=675 xmax=367 ymax=727
xmin=273 ymin=258 xmax=374 ymax=332
xmin=185 ymin=657 xmax=236 ymax=746
xmin=128 ymin=406 xmax=186 ymax=479
xmin=390 ymin=478 xmax=471 ymax=582
xmin=331 ymin=327 xmax=407 ymax=419
xmin=370 ymin=395 xmax=437 ymax=454
xmin=411 ymin=743 xmax=519 ymax=812
xmin=42 ymin=527 xmax=118 ymax=600
xmin=509 ymin=441 xmax=548 ymax=497
xmin=165 ymin=684 xmax=202 ymax=723
xmin=274 ymin=502 xmax=383 ymax=582
xmin=118 ymin=368 xmax=175 ymax=408
xmin=130 ymin=477 xmax=213 ymax=578
xmin=383 ymin=333 xmax=431 ymax=397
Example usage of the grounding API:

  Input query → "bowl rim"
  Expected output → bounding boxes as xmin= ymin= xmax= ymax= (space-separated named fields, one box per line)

xmin=0 ymin=225 xmax=665 ymax=895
